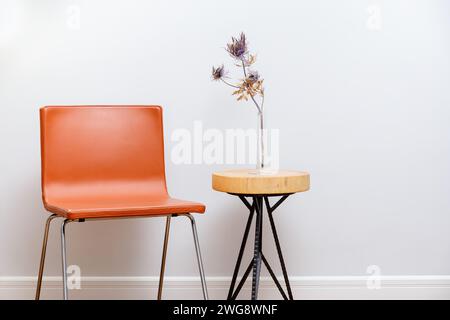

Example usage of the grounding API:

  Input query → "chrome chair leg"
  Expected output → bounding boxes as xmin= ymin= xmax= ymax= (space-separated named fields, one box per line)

xmin=60 ymin=219 xmax=72 ymax=300
xmin=157 ymin=215 xmax=172 ymax=300
xmin=35 ymin=214 xmax=58 ymax=300
xmin=184 ymin=214 xmax=209 ymax=300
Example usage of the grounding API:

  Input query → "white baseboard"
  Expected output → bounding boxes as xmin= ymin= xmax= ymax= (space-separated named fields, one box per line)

xmin=1 ymin=275 xmax=450 ymax=300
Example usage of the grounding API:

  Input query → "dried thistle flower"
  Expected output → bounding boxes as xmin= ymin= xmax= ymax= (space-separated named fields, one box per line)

xmin=246 ymin=70 xmax=260 ymax=83
xmin=243 ymin=54 xmax=257 ymax=66
xmin=232 ymin=76 xmax=264 ymax=101
xmin=211 ymin=65 xmax=225 ymax=81
xmin=226 ymin=32 xmax=248 ymax=59
xmin=212 ymin=32 xmax=264 ymax=113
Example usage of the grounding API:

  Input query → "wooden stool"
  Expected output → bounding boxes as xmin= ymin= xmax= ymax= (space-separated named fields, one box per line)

xmin=212 ymin=169 xmax=310 ymax=300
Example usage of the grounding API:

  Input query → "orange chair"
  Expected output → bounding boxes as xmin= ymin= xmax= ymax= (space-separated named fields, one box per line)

xmin=35 ymin=105 xmax=208 ymax=300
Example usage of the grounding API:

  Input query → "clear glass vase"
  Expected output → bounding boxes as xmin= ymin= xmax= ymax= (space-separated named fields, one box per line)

xmin=256 ymin=110 xmax=265 ymax=174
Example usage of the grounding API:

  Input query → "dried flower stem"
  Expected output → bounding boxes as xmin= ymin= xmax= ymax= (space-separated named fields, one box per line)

xmin=241 ymin=60 xmax=262 ymax=114
xmin=241 ymin=59 xmax=265 ymax=168
xmin=220 ymin=78 xmax=240 ymax=89
xmin=258 ymin=104 xmax=265 ymax=169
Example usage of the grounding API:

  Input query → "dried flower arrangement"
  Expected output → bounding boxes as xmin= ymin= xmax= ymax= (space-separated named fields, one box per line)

xmin=212 ymin=32 xmax=267 ymax=172
xmin=211 ymin=32 xmax=264 ymax=113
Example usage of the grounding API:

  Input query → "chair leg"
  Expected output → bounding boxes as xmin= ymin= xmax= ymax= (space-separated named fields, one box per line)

xmin=60 ymin=219 xmax=71 ymax=300
xmin=35 ymin=214 xmax=58 ymax=300
xmin=184 ymin=214 xmax=209 ymax=300
xmin=157 ymin=215 xmax=171 ymax=300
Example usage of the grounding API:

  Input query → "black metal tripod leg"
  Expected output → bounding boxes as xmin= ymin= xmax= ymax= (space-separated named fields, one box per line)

xmin=227 ymin=198 xmax=255 ymax=299
xmin=265 ymin=196 xmax=294 ymax=300
xmin=231 ymin=259 xmax=254 ymax=300
xmin=251 ymin=196 xmax=263 ymax=300
xmin=261 ymin=253 xmax=288 ymax=300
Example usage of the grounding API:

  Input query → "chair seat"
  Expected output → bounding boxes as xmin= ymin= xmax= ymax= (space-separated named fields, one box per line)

xmin=44 ymin=195 xmax=205 ymax=220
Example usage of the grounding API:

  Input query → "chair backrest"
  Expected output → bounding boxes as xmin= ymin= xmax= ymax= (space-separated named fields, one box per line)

xmin=40 ymin=106 xmax=168 ymax=203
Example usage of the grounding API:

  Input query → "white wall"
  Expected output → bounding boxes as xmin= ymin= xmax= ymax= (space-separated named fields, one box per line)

xmin=0 ymin=0 xmax=449 ymax=287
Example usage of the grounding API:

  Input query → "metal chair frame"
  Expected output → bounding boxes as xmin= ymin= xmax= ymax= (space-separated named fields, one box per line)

xmin=35 ymin=213 xmax=208 ymax=300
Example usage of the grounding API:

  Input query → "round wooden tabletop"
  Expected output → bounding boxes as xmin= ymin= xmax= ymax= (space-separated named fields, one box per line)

xmin=212 ymin=169 xmax=310 ymax=195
